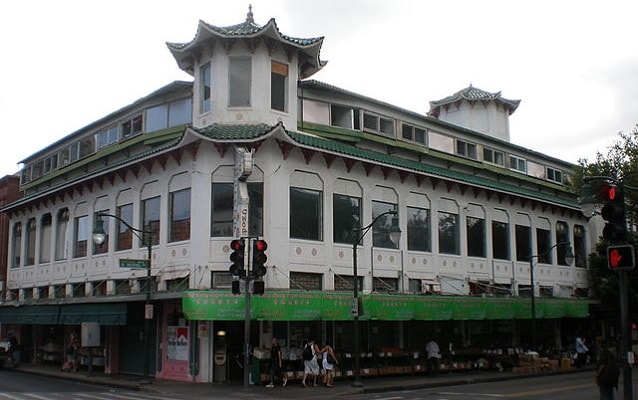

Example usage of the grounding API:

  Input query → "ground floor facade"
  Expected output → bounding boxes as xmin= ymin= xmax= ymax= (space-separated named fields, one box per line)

xmin=0 ymin=291 xmax=595 ymax=383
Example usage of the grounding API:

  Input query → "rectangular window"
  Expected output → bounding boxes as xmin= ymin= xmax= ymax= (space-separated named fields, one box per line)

xmin=289 ymin=272 xmax=323 ymax=290
xmin=333 ymin=194 xmax=361 ymax=245
xmin=515 ymin=224 xmax=531 ymax=262
xmin=211 ymin=182 xmax=263 ymax=237
xmin=39 ymin=213 xmax=52 ymax=263
xmin=74 ymin=215 xmax=89 ymax=258
xmin=556 ymin=221 xmax=570 ymax=265
xmin=290 ymin=187 xmax=323 ymax=241
xmin=401 ymin=123 xmax=426 ymax=144
xmin=547 ymin=167 xmax=563 ymax=183
xmin=25 ymin=218 xmax=36 ymax=266
xmin=93 ymin=211 xmax=109 ymax=255
xmin=12 ymin=223 xmax=21 ymax=268
xmin=200 ymin=62 xmax=211 ymax=113
xmin=229 ymin=58 xmax=251 ymax=107
xmin=121 ymin=114 xmax=143 ymax=139
xmin=331 ymin=105 xmax=354 ymax=129
xmin=116 ymin=203 xmax=134 ymax=251
xmin=146 ymin=104 xmax=169 ymax=132
xmin=510 ymin=155 xmax=527 ymax=173
xmin=168 ymin=98 xmax=192 ymax=127
xmin=142 ymin=196 xmax=161 ymax=246
xmin=372 ymin=201 xmax=399 ymax=249
xmin=456 ymin=140 xmax=477 ymax=159
xmin=169 ymin=188 xmax=191 ymax=242
xmin=271 ymin=60 xmax=288 ymax=112
xmin=491 ymin=221 xmax=510 ymax=260
xmin=438 ymin=211 xmax=459 ymax=255
xmin=96 ymin=126 xmax=119 ymax=150
xmin=466 ymin=216 xmax=486 ymax=257
xmin=55 ymin=209 xmax=69 ymax=261
xmin=407 ymin=206 xmax=431 ymax=252
xmin=363 ymin=112 xmax=395 ymax=136
xmin=483 ymin=148 xmax=504 ymax=165
xmin=536 ymin=228 xmax=551 ymax=264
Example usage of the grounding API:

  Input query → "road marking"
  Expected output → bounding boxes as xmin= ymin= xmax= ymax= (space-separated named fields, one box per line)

xmin=501 ymin=383 xmax=593 ymax=398
xmin=437 ymin=391 xmax=504 ymax=397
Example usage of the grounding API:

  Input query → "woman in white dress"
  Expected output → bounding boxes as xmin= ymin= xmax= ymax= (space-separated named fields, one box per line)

xmin=320 ymin=342 xmax=338 ymax=387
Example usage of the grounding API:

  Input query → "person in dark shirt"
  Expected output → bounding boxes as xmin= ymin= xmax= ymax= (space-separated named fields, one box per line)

xmin=266 ymin=337 xmax=287 ymax=387
xmin=7 ymin=331 xmax=20 ymax=367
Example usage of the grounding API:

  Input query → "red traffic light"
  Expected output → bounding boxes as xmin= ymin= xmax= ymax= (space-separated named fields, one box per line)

xmin=230 ymin=239 xmax=245 ymax=251
xmin=607 ymin=244 xmax=635 ymax=270
xmin=253 ymin=239 xmax=267 ymax=252
xmin=599 ymin=185 xmax=617 ymax=202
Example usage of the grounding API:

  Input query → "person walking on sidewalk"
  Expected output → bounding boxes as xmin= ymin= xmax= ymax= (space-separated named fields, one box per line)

xmin=266 ymin=337 xmax=287 ymax=388
xmin=301 ymin=339 xmax=321 ymax=387
xmin=595 ymin=347 xmax=619 ymax=400
xmin=425 ymin=338 xmax=441 ymax=376
xmin=575 ymin=334 xmax=589 ymax=368
xmin=320 ymin=342 xmax=338 ymax=387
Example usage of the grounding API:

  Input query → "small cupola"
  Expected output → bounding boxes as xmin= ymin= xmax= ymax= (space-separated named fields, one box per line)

xmin=166 ymin=6 xmax=326 ymax=129
xmin=428 ymin=85 xmax=520 ymax=142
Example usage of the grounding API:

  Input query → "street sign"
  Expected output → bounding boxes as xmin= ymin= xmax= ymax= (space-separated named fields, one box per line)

xmin=607 ymin=244 xmax=635 ymax=270
xmin=119 ymin=259 xmax=149 ymax=269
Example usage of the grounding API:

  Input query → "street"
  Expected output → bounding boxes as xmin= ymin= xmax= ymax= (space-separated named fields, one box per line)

xmin=0 ymin=369 xmax=176 ymax=400
xmin=346 ymin=373 xmax=617 ymax=400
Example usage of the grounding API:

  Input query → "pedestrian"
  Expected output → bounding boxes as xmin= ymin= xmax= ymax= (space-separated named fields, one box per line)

xmin=425 ymin=338 xmax=441 ymax=376
xmin=595 ymin=347 xmax=619 ymax=400
xmin=265 ymin=337 xmax=287 ymax=388
xmin=7 ymin=331 xmax=20 ymax=368
xmin=320 ymin=341 xmax=338 ymax=387
xmin=575 ymin=334 xmax=589 ymax=368
xmin=67 ymin=329 xmax=80 ymax=372
xmin=300 ymin=339 xmax=321 ymax=387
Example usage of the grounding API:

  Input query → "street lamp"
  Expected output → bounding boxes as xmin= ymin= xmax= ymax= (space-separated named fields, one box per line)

xmin=93 ymin=212 xmax=153 ymax=384
xmin=352 ymin=210 xmax=401 ymax=387
xmin=528 ymin=242 xmax=574 ymax=351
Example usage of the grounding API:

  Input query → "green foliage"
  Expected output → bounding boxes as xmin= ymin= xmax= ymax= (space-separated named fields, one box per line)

xmin=574 ymin=125 xmax=638 ymax=309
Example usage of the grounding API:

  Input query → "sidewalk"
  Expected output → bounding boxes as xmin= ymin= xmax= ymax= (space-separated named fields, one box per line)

xmin=13 ymin=363 xmax=597 ymax=400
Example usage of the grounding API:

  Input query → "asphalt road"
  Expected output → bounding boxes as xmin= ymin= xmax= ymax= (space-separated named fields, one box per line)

xmin=0 ymin=369 xmax=176 ymax=400
xmin=345 ymin=372 xmax=617 ymax=400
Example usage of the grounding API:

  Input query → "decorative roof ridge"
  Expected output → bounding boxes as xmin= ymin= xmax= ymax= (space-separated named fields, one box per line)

xmin=429 ymin=85 xmax=521 ymax=114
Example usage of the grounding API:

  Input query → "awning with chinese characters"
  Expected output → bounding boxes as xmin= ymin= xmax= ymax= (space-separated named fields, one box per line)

xmin=182 ymin=291 xmax=592 ymax=321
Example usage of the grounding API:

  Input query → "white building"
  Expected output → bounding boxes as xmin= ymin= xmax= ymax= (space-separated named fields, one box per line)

xmin=0 ymin=8 xmax=592 ymax=383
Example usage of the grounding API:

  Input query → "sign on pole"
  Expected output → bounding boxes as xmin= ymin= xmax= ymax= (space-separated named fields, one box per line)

xmin=607 ymin=244 xmax=635 ymax=270
xmin=119 ymin=259 xmax=149 ymax=269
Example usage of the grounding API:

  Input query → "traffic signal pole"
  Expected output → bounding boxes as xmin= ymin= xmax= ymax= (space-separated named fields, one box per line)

xmin=580 ymin=176 xmax=634 ymax=400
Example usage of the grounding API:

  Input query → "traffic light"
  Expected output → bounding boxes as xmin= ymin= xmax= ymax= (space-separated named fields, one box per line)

xmin=229 ymin=239 xmax=246 ymax=277
xmin=599 ymin=184 xmax=626 ymax=243
xmin=252 ymin=239 xmax=268 ymax=277
xmin=231 ymin=280 xmax=240 ymax=295
xmin=607 ymin=244 xmax=636 ymax=270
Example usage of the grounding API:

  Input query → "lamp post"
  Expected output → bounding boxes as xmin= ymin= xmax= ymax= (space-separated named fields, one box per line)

xmin=528 ymin=242 xmax=574 ymax=351
xmin=352 ymin=210 xmax=401 ymax=387
xmin=93 ymin=212 xmax=153 ymax=384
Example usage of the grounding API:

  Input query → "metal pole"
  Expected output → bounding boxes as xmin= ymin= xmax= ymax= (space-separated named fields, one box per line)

xmin=619 ymin=270 xmax=633 ymax=400
xmin=529 ymin=257 xmax=536 ymax=351
xmin=243 ymin=276 xmax=251 ymax=389
xmin=352 ymin=240 xmax=362 ymax=387
xmin=142 ymin=240 xmax=152 ymax=383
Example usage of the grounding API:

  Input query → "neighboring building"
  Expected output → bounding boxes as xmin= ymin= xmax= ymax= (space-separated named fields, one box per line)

xmin=0 ymin=8 xmax=593 ymax=383
xmin=0 ymin=174 xmax=20 ymax=308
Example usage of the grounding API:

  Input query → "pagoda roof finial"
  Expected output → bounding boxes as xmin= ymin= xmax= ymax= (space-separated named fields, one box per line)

xmin=246 ymin=4 xmax=254 ymax=23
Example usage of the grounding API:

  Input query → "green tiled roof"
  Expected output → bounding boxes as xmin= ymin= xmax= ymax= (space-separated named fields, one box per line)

xmin=190 ymin=123 xmax=576 ymax=208
xmin=193 ymin=123 xmax=276 ymax=140
xmin=284 ymin=131 xmax=576 ymax=208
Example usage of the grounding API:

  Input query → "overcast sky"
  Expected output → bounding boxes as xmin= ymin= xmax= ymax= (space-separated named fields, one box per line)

xmin=1 ymin=0 xmax=636 ymax=177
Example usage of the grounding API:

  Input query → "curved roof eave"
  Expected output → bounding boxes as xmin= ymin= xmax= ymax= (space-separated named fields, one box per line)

xmin=277 ymin=129 xmax=577 ymax=210
xmin=167 ymin=18 xmax=325 ymax=77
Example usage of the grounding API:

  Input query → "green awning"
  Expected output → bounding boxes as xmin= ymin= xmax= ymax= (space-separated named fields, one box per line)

xmin=58 ymin=303 xmax=127 ymax=325
xmin=182 ymin=291 xmax=593 ymax=321
xmin=0 ymin=305 xmax=60 ymax=324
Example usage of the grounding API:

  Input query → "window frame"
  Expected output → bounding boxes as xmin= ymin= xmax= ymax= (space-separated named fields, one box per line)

xmin=200 ymin=62 xmax=212 ymax=113
xmin=270 ymin=60 xmax=288 ymax=112
xmin=228 ymin=57 xmax=252 ymax=108
xmin=290 ymin=186 xmax=323 ymax=241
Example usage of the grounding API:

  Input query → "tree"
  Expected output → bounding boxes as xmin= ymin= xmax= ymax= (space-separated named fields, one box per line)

xmin=573 ymin=125 xmax=638 ymax=310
